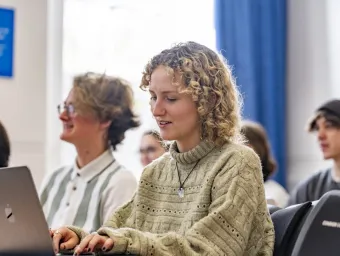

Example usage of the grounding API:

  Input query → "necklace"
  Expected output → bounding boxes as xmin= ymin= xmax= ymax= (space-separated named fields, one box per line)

xmin=176 ymin=160 xmax=200 ymax=198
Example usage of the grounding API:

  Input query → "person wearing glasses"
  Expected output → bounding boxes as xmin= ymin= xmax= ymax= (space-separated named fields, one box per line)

xmin=139 ymin=130 xmax=168 ymax=167
xmin=51 ymin=42 xmax=274 ymax=256
xmin=39 ymin=72 xmax=139 ymax=233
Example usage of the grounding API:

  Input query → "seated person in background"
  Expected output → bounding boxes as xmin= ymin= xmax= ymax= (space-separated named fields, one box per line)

xmin=288 ymin=99 xmax=340 ymax=206
xmin=241 ymin=120 xmax=289 ymax=208
xmin=51 ymin=42 xmax=274 ymax=256
xmin=39 ymin=72 xmax=139 ymax=232
xmin=139 ymin=130 xmax=168 ymax=167
xmin=0 ymin=120 xmax=10 ymax=167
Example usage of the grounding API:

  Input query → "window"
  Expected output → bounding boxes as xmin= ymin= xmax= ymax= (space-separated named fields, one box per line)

xmin=62 ymin=0 xmax=215 ymax=178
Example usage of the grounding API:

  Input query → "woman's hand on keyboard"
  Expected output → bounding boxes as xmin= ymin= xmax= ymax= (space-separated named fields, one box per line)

xmin=73 ymin=232 xmax=114 ymax=255
xmin=51 ymin=227 xmax=80 ymax=254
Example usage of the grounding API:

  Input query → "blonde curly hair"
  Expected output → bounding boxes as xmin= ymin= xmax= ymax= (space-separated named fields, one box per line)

xmin=140 ymin=41 xmax=243 ymax=146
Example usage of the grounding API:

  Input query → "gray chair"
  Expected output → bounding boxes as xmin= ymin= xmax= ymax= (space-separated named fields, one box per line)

xmin=291 ymin=190 xmax=340 ymax=256
xmin=268 ymin=204 xmax=281 ymax=215
xmin=271 ymin=201 xmax=312 ymax=256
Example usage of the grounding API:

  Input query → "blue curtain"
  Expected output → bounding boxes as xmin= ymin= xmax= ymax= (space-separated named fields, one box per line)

xmin=215 ymin=0 xmax=287 ymax=187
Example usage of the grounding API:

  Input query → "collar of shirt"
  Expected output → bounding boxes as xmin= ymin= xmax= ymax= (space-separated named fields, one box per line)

xmin=71 ymin=148 xmax=116 ymax=182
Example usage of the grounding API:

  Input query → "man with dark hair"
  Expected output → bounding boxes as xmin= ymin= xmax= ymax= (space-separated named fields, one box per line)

xmin=288 ymin=99 xmax=340 ymax=205
xmin=0 ymin=121 xmax=10 ymax=168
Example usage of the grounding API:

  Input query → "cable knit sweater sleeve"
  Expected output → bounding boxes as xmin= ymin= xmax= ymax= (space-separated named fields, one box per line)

xmin=92 ymin=146 xmax=274 ymax=256
xmin=66 ymin=196 xmax=135 ymax=251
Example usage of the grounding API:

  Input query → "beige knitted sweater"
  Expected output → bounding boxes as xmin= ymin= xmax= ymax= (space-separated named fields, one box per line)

xmin=69 ymin=141 xmax=274 ymax=255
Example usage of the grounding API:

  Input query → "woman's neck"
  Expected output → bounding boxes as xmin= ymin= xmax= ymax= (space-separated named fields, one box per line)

xmin=176 ymin=135 xmax=201 ymax=153
xmin=75 ymin=142 xmax=108 ymax=169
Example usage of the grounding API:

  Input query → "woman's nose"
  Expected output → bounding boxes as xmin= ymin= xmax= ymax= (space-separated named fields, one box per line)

xmin=58 ymin=108 xmax=69 ymax=121
xmin=151 ymin=100 xmax=165 ymax=116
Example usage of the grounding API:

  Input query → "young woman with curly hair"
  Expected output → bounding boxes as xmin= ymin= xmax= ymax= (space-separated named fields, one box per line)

xmin=52 ymin=42 xmax=274 ymax=256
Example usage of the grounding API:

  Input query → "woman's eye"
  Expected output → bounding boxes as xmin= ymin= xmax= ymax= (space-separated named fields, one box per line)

xmin=167 ymin=98 xmax=177 ymax=102
xmin=150 ymin=96 xmax=157 ymax=101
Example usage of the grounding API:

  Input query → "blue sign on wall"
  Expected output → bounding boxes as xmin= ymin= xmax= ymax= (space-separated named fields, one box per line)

xmin=0 ymin=7 xmax=15 ymax=78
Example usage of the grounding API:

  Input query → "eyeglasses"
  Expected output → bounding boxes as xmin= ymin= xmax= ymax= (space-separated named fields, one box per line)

xmin=57 ymin=103 xmax=75 ymax=116
xmin=139 ymin=146 xmax=157 ymax=155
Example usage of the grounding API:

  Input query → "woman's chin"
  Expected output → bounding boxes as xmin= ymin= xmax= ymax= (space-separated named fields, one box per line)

xmin=159 ymin=132 xmax=174 ymax=141
xmin=60 ymin=133 xmax=72 ymax=143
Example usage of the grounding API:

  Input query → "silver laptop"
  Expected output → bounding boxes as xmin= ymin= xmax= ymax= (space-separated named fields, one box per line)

xmin=0 ymin=166 xmax=54 ymax=256
xmin=0 ymin=166 xmax=131 ymax=256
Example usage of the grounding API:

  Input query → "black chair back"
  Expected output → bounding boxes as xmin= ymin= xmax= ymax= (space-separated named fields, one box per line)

xmin=268 ymin=204 xmax=281 ymax=215
xmin=271 ymin=201 xmax=312 ymax=256
xmin=291 ymin=190 xmax=340 ymax=256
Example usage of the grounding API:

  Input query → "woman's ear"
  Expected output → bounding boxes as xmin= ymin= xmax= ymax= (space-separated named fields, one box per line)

xmin=100 ymin=120 xmax=112 ymax=131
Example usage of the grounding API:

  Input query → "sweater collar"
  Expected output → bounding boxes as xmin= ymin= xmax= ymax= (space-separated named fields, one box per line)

xmin=169 ymin=140 xmax=215 ymax=165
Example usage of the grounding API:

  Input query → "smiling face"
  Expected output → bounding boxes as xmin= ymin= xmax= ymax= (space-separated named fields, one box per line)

xmin=149 ymin=66 xmax=200 ymax=152
xmin=58 ymin=89 xmax=106 ymax=147
xmin=140 ymin=42 xmax=243 ymax=148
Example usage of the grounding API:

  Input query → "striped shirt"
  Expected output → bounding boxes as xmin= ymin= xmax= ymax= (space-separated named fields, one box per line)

xmin=39 ymin=149 xmax=137 ymax=233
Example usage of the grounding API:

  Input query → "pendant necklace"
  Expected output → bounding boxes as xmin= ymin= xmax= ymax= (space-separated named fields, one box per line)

xmin=176 ymin=159 xmax=201 ymax=198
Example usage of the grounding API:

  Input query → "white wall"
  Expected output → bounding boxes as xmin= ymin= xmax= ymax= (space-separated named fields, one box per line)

xmin=327 ymin=0 xmax=340 ymax=97
xmin=0 ymin=0 xmax=63 ymax=188
xmin=287 ymin=0 xmax=340 ymax=190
